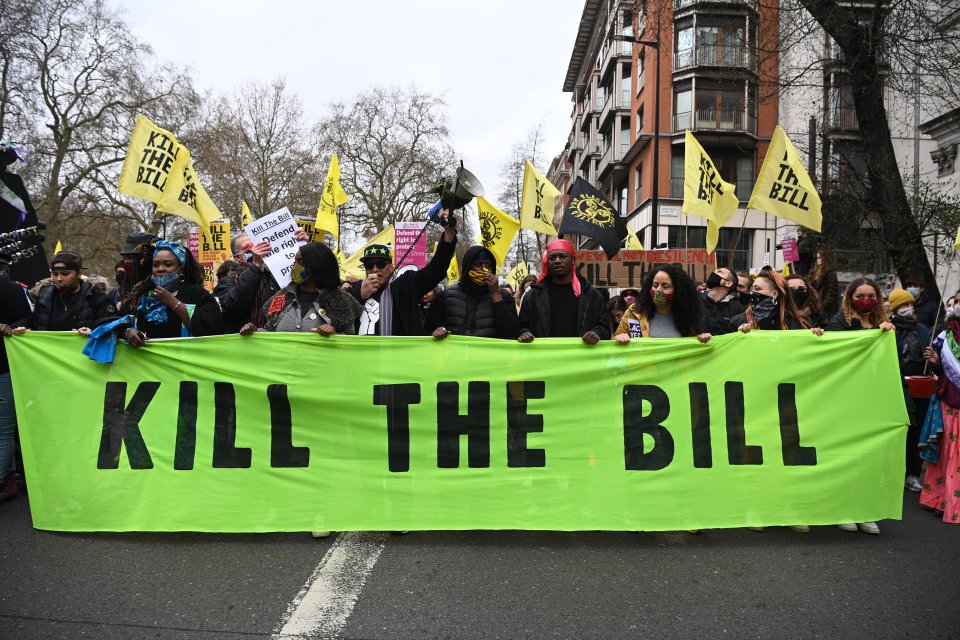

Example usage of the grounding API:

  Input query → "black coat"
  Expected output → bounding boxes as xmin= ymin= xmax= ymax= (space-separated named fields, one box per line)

xmin=217 ymin=264 xmax=279 ymax=332
xmin=425 ymin=283 xmax=518 ymax=338
xmin=349 ymin=236 xmax=456 ymax=336
xmin=518 ymin=276 xmax=610 ymax=339
xmin=0 ymin=166 xmax=49 ymax=285
xmin=130 ymin=282 xmax=223 ymax=339
xmin=0 ymin=275 xmax=33 ymax=373
xmin=34 ymin=281 xmax=117 ymax=331
xmin=699 ymin=290 xmax=745 ymax=335
xmin=913 ymin=294 xmax=938 ymax=330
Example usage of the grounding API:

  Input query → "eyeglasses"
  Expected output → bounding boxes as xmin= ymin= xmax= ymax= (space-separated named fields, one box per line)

xmin=364 ymin=260 xmax=389 ymax=270
xmin=790 ymin=286 xmax=807 ymax=293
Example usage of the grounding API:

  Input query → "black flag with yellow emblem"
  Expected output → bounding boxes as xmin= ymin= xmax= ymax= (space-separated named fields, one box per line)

xmin=559 ymin=178 xmax=628 ymax=259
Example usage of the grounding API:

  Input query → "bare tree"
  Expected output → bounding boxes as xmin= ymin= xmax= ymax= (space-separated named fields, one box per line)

xmin=318 ymin=86 xmax=455 ymax=238
xmin=496 ymin=124 xmax=546 ymax=269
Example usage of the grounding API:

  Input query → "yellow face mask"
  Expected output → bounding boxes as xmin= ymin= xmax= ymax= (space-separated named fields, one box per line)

xmin=468 ymin=267 xmax=490 ymax=286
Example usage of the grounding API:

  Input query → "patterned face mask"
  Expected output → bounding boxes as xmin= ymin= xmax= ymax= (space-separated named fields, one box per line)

xmin=290 ymin=264 xmax=310 ymax=285
xmin=468 ymin=267 xmax=491 ymax=286
xmin=152 ymin=272 xmax=181 ymax=289
xmin=750 ymin=291 xmax=778 ymax=322
xmin=651 ymin=289 xmax=673 ymax=308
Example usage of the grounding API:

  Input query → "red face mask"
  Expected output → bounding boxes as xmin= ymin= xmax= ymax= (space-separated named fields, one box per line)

xmin=851 ymin=298 xmax=878 ymax=313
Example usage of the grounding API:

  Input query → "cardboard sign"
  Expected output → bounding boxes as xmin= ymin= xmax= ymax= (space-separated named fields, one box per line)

xmin=779 ymin=234 xmax=800 ymax=262
xmin=200 ymin=221 xmax=230 ymax=264
xmin=243 ymin=207 xmax=305 ymax=289
xmin=575 ymin=249 xmax=717 ymax=288
xmin=395 ymin=222 xmax=427 ymax=269
xmin=295 ymin=215 xmax=317 ymax=242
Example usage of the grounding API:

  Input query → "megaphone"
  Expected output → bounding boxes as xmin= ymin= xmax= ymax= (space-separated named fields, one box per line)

xmin=433 ymin=162 xmax=485 ymax=214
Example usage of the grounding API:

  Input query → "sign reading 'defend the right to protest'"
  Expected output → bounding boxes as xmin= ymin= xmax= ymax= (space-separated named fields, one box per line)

xmin=394 ymin=222 xmax=427 ymax=269
xmin=779 ymin=234 xmax=800 ymax=262
xmin=244 ymin=206 xmax=304 ymax=289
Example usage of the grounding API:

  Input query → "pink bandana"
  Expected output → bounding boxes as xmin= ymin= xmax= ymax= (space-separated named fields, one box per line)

xmin=538 ymin=239 xmax=581 ymax=297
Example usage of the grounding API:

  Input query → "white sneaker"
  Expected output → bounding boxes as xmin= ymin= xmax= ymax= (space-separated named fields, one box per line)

xmin=837 ymin=523 xmax=858 ymax=532
xmin=857 ymin=521 xmax=880 ymax=535
xmin=311 ymin=531 xmax=331 ymax=538
xmin=905 ymin=476 xmax=923 ymax=492
xmin=789 ymin=525 xmax=810 ymax=533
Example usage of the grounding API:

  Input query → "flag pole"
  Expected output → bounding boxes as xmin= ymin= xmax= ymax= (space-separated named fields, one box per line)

xmin=923 ymin=247 xmax=957 ymax=374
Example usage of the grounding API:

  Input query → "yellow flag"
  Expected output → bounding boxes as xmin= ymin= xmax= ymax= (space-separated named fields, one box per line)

xmin=447 ymin=253 xmax=459 ymax=284
xmin=315 ymin=154 xmax=349 ymax=242
xmin=747 ymin=125 xmax=822 ymax=232
xmin=476 ymin=197 xmax=520 ymax=268
xmin=506 ymin=261 xmax=530 ymax=290
xmin=341 ymin=225 xmax=396 ymax=279
xmin=54 ymin=240 xmax=62 ymax=254
xmin=954 ymin=225 xmax=960 ymax=251
xmin=241 ymin=201 xmax=254 ymax=227
xmin=519 ymin=159 xmax=560 ymax=236
xmin=625 ymin=227 xmax=644 ymax=250
xmin=117 ymin=114 xmax=220 ymax=229
xmin=782 ymin=262 xmax=791 ymax=277
xmin=682 ymin=131 xmax=740 ymax=255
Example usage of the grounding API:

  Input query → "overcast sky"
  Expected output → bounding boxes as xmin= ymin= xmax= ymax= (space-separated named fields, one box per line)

xmin=119 ymin=0 xmax=585 ymax=209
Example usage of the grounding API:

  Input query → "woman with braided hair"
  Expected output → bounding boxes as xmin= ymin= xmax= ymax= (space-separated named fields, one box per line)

xmin=119 ymin=240 xmax=223 ymax=346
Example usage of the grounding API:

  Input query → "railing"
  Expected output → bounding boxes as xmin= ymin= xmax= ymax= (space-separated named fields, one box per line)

xmin=831 ymin=107 xmax=859 ymax=131
xmin=673 ymin=111 xmax=692 ymax=131
xmin=668 ymin=176 xmax=752 ymax=200
xmin=694 ymin=108 xmax=756 ymax=134
xmin=676 ymin=0 xmax=758 ymax=10
xmin=674 ymin=44 xmax=753 ymax=71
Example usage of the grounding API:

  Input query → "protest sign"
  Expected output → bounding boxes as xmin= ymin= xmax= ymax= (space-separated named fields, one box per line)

xmin=294 ymin=215 xmax=317 ymax=242
xmin=200 ymin=221 xmax=230 ymax=264
xmin=395 ymin=222 xmax=427 ymax=269
xmin=779 ymin=234 xmax=800 ymax=262
xmin=575 ymin=249 xmax=716 ymax=289
xmin=244 ymin=207 xmax=304 ymax=289
xmin=8 ymin=331 xmax=906 ymax=533
xmin=188 ymin=228 xmax=200 ymax=261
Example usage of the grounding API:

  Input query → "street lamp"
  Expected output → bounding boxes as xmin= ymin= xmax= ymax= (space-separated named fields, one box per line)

xmin=614 ymin=8 xmax=661 ymax=249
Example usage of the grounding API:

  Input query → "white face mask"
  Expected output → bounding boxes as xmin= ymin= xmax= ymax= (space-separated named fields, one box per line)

xmin=948 ymin=306 xmax=957 ymax=319
xmin=816 ymin=257 xmax=823 ymax=266
xmin=896 ymin=305 xmax=914 ymax=318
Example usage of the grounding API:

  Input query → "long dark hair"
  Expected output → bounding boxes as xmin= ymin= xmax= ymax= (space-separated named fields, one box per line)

xmin=300 ymin=242 xmax=341 ymax=291
xmin=120 ymin=242 xmax=204 ymax=313
xmin=746 ymin=271 xmax=808 ymax=330
xmin=635 ymin=264 xmax=702 ymax=337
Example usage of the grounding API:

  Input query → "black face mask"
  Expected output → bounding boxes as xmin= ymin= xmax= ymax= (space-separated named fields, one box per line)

xmin=739 ymin=291 xmax=751 ymax=306
xmin=750 ymin=291 xmax=778 ymax=322
xmin=115 ymin=271 xmax=126 ymax=286
xmin=791 ymin=289 xmax=809 ymax=308
xmin=705 ymin=273 xmax=725 ymax=289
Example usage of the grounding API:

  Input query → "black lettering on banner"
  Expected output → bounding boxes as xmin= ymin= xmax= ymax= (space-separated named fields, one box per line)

xmin=373 ymin=383 xmax=421 ymax=472
xmin=212 ymin=382 xmax=251 ymax=468
xmin=689 ymin=382 xmax=712 ymax=468
xmin=623 ymin=385 xmax=674 ymax=470
xmin=97 ymin=381 xmax=159 ymax=470
xmin=725 ymin=381 xmax=763 ymax=465
xmin=269 ymin=384 xmax=309 ymax=468
xmin=506 ymin=381 xmax=546 ymax=468
xmin=174 ymin=382 xmax=197 ymax=470
xmin=778 ymin=383 xmax=817 ymax=466
xmin=437 ymin=381 xmax=490 ymax=468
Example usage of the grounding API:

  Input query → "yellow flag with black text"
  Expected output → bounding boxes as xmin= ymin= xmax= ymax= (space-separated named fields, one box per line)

xmin=519 ymin=160 xmax=559 ymax=236
xmin=447 ymin=253 xmax=459 ymax=284
xmin=157 ymin=153 xmax=221 ymax=230
xmin=506 ymin=261 xmax=529 ymax=290
xmin=625 ymin=226 xmax=643 ymax=250
xmin=476 ymin=197 xmax=520 ymax=268
xmin=315 ymin=154 xmax=348 ymax=242
xmin=747 ymin=125 xmax=822 ymax=232
xmin=682 ymin=131 xmax=739 ymax=254
xmin=241 ymin=201 xmax=254 ymax=227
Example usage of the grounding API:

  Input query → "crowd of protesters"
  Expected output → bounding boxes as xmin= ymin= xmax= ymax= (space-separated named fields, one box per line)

xmin=0 ymin=215 xmax=957 ymax=531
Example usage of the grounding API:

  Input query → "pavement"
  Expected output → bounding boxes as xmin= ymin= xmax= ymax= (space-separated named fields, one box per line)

xmin=0 ymin=491 xmax=957 ymax=640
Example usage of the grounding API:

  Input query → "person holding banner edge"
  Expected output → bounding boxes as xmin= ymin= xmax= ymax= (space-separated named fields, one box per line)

xmin=613 ymin=264 xmax=710 ymax=343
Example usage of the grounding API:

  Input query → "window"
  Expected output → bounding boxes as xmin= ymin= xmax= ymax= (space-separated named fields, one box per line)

xmin=695 ymin=88 xmax=745 ymax=130
xmin=636 ymin=51 xmax=645 ymax=93
xmin=635 ymin=162 xmax=643 ymax=205
xmin=596 ymin=86 xmax=606 ymax=109
xmin=676 ymin=27 xmax=694 ymax=68
xmin=636 ymin=105 xmax=644 ymax=136
xmin=670 ymin=153 xmax=685 ymax=198
xmin=618 ymin=181 xmax=628 ymax=213
xmin=620 ymin=126 xmax=630 ymax=157
xmin=674 ymin=89 xmax=692 ymax=131
xmin=621 ymin=73 xmax=631 ymax=106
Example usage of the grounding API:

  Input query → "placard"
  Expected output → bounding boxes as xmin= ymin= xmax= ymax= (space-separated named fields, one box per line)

xmin=243 ymin=207 xmax=305 ymax=289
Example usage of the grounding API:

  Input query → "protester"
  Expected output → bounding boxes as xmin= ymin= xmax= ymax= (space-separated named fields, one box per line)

xmin=240 ymin=242 xmax=361 ymax=336
xmin=0 ymin=253 xmax=32 ymax=503
xmin=219 ymin=228 xmax=310 ymax=333
xmin=786 ymin=274 xmax=827 ymax=328
xmin=120 ymin=241 xmax=223 ymax=345
xmin=31 ymin=251 xmax=116 ymax=333
xmin=809 ymin=248 xmax=840 ymax=318
xmin=699 ymin=266 xmax=745 ymax=335
xmin=607 ymin=295 xmax=627 ymax=337
xmin=735 ymin=271 xmax=752 ymax=307
xmin=426 ymin=246 xmax=518 ymax=340
xmin=888 ymin=288 xmax=931 ymax=493
xmin=350 ymin=212 xmax=457 ymax=336
xmin=920 ymin=318 xmax=960 ymax=524
xmin=517 ymin=274 xmax=537 ymax=312
xmin=517 ymin=239 xmax=609 ymax=344
xmin=903 ymin=277 xmax=938 ymax=330
xmin=824 ymin=277 xmax=894 ymax=535
xmin=114 ymin=231 xmax=160 ymax=305
xmin=620 ymin=288 xmax=640 ymax=308
xmin=613 ymin=264 xmax=710 ymax=342
xmin=734 ymin=270 xmax=816 ymax=334
xmin=794 ymin=226 xmax=818 ymax=276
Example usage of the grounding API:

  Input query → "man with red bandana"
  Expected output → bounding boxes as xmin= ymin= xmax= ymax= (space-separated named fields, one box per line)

xmin=516 ymin=239 xmax=609 ymax=344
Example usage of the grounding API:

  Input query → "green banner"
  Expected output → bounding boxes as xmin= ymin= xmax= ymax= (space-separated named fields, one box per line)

xmin=8 ymin=331 xmax=906 ymax=532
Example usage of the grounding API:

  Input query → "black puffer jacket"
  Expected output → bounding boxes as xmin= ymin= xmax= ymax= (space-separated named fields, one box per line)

xmin=34 ymin=281 xmax=117 ymax=331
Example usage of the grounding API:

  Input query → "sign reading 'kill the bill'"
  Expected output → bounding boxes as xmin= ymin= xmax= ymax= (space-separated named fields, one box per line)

xmin=576 ymin=249 xmax=716 ymax=288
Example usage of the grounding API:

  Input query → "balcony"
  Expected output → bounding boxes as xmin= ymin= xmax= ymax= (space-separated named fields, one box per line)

xmin=669 ymin=176 xmax=753 ymax=200
xmin=674 ymin=44 xmax=756 ymax=72
xmin=675 ymin=0 xmax=758 ymax=11
xmin=600 ymin=36 xmax=634 ymax=78
xmin=829 ymin=107 xmax=859 ymax=131
xmin=599 ymin=90 xmax=631 ymax=129
xmin=673 ymin=109 xmax=757 ymax=135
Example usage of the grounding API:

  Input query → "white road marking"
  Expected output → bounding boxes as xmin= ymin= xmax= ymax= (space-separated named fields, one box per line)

xmin=273 ymin=531 xmax=388 ymax=639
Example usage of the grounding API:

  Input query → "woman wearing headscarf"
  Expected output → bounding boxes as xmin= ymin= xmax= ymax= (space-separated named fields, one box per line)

xmin=31 ymin=251 xmax=116 ymax=334
xmin=825 ymin=277 xmax=894 ymax=535
xmin=920 ymin=312 xmax=960 ymax=524
xmin=241 ymin=242 xmax=361 ymax=336
xmin=613 ymin=263 xmax=710 ymax=343
xmin=120 ymin=240 xmax=223 ymax=346
xmin=425 ymin=245 xmax=518 ymax=339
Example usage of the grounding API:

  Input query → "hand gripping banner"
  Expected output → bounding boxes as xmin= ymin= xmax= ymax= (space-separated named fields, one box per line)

xmin=8 ymin=331 xmax=906 ymax=532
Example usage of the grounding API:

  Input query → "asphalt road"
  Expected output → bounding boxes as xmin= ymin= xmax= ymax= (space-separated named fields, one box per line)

xmin=0 ymin=492 xmax=957 ymax=640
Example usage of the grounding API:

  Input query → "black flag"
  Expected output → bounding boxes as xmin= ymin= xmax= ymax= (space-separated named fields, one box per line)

xmin=559 ymin=178 xmax=628 ymax=259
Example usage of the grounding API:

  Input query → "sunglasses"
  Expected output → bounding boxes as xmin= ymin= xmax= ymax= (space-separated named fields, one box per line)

xmin=364 ymin=260 xmax=389 ymax=270
xmin=790 ymin=286 xmax=807 ymax=292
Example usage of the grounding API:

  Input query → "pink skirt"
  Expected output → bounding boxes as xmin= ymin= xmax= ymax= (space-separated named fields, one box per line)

xmin=920 ymin=403 xmax=960 ymax=523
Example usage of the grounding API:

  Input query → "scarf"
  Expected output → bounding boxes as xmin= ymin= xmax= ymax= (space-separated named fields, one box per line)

xmin=154 ymin=240 xmax=187 ymax=265
xmin=379 ymin=275 xmax=395 ymax=336
xmin=537 ymin=239 xmax=581 ymax=297
xmin=934 ymin=326 xmax=960 ymax=391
